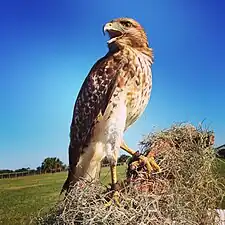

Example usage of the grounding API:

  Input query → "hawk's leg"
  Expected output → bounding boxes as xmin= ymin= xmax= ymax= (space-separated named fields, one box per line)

xmin=120 ymin=140 xmax=161 ymax=173
xmin=104 ymin=164 xmax=121 ymax=207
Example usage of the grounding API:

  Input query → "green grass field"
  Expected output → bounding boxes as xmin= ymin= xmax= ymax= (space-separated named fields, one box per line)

xmin=0 ymin=160 xmax=225 ymax=225
xmin=0 ymin=166 xmax=126 ymax=225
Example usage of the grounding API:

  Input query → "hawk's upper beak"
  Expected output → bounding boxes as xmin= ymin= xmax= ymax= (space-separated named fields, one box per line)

xmin=103 ymin=22 xmax=123 ymax=43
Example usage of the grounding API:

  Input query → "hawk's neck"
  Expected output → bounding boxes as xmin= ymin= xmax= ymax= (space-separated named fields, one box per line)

xmin=107 ymin=43 xmax=153 ymax=65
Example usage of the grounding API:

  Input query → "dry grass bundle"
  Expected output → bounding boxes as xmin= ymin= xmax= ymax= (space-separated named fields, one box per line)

xmin=37 ymin=124 xmax=224 ymax=225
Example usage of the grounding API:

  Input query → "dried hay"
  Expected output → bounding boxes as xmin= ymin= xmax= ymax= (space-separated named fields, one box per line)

xmin=36 ymin=124 xmax=224 ymax=225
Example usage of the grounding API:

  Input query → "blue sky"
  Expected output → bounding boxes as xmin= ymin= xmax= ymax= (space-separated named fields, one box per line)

xmin=0 ymin=0 xmax=225 ymax=170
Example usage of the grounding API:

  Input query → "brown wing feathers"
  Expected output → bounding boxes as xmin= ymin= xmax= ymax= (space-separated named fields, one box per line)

xmin=61 ymin=55 xmax=125 ymax=193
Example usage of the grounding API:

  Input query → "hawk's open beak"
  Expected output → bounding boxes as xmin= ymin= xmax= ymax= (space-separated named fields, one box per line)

xmin=103 ymin=23 xmax=113 ymax=35
xmin=103 ymin=22 xmax=123 ymax=43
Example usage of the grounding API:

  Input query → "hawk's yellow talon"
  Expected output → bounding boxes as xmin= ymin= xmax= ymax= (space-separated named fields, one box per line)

xmin=139 ymin=155 xmax=153 ymax=173
xmin=121 ymin=141 xmax=161 ymax=174
xmin=104 ymin=190 xmax=121 ymax=207
xmin=148 ymin=156 xmax=161 ymax=172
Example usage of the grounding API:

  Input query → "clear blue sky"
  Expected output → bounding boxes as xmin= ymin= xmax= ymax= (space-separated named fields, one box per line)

xmin=0 ymin=0 xmax=225 ymax=170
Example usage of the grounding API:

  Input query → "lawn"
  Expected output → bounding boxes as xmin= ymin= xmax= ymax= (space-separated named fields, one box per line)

xmin=0 ymin=165 xmax=126 ymax=225
xmin=0 ymin=159 xmax=224 ymax=225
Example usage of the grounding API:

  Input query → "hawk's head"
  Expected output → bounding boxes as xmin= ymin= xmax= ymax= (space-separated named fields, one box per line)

xmin=103 ymin=18 xmax=149 ymax=50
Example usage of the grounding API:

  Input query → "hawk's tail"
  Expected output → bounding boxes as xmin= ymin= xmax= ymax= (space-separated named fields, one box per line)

xmin=60 ymin=144 xmax=80 ymax=195
xmin=60 ymin=170 xmax=75 ymax=196
xmin=60 ymin=172 xmax=70 ymax=195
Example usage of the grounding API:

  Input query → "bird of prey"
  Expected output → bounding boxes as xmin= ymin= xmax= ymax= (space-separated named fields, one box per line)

xmin=61 ymin=17 xmax=160 ymax=202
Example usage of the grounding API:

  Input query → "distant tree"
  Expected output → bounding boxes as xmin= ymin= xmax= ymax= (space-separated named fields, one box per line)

xmin=216 ymin=144 xmax=225 ymax=158
xmin=101 ymin=155 xmax=131 ymax=166
xmin=41 ymin=157 xmax=65 ymax=173
xmin=0 ymin=169 xmax=13 ymax=174
xmin=15 ymin=167 xmax=30 ymax=172
xmin=101 ymin=157 xmax=109 ymax=165
xmin=29 ymin=169 xmax=36 ymax=174
xmin=36 ymin=166 xmax=41 ymax=173
xmin=63 ymin=164 xmax=68 ymax=170
xmin=118 ymin=154 xmax=130 ymax=163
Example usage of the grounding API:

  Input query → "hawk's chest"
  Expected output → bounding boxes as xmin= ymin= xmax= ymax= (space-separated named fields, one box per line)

xmin=124 ymin=53 xmax=152 ymax=128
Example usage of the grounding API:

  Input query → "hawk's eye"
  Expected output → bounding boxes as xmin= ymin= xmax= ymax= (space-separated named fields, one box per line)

xmin=120 ymin=21 xmax=132 ymax=28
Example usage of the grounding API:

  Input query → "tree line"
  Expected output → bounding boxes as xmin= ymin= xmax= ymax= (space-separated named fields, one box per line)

xmin=0 ymin=157 xmax=67 ymax=175
xmin=0 ymin=154 xmax=131 ymax=176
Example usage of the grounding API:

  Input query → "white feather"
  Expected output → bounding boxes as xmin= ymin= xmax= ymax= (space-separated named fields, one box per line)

xmin=74 ymin=89 xmax=127 ymax=181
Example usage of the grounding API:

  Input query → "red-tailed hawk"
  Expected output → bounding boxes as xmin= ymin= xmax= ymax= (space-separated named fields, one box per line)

xmin=61 ymin=18 xmax=158 ymax=200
